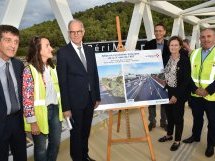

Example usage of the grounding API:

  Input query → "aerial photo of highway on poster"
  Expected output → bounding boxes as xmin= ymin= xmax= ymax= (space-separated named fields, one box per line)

xmin=124 ymin=62 xmax=168 ymax=102
xmin=98 ymin=65 xmax=126 ymax=105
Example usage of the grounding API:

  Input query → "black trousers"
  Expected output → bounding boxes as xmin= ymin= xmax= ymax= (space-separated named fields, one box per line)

xmin=0 ymin=111 xmax=27 ymax=161
xmin=70 ymin=93 xmax=94 ymax=161
xmin=148 ymin=104 xmax=167 ymax=125
xmin=165 ymin=101 xmax=185 ymax=141
xmin=190 ymin=96 xmax=215 ymax=147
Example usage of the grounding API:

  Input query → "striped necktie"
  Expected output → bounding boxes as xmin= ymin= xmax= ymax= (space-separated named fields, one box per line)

xmin=5 ymin=62 xmax=19 ymax=114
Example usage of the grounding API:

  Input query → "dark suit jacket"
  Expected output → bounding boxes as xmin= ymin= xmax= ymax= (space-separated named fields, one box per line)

xmin=144 ymin=39 xmax=171 ymax=67
xmin=0 ymin=58 xmax=24 ymax=138
xmin=57 ymin=43 xmax=101 ymax=112
xmin=166 ymin=55 xmax=191 ymax=102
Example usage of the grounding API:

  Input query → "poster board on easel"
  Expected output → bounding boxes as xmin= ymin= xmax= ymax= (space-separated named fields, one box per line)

xmin=95 ymin=16 xmax=168 ymax=161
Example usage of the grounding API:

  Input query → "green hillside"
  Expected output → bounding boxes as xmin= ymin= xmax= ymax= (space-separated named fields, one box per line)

xmin=17 ymin=1 xmax=205 ymax=56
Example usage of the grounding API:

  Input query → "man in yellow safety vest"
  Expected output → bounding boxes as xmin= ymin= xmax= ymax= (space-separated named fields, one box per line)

xmin=183 ymin=28 xmax=215 ymax=158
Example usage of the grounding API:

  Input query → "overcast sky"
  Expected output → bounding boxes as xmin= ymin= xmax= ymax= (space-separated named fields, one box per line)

xmin=0 ymin=0 xmax=121 ymax=29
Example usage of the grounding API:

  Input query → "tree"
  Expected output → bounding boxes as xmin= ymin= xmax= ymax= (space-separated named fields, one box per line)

xmin=17 ymin=1 xmax=205 ymax=56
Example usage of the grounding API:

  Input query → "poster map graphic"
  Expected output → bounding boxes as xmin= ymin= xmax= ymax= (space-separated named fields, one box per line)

xmin=96 ymin=49 xmax=169 ymax=111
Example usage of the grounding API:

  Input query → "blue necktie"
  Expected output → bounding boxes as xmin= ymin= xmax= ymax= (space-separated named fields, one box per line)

xmin=5 ymin=62 xmax=19 ymax=114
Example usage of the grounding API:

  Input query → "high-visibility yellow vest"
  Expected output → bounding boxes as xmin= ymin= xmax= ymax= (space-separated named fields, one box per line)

xmin=190 ymin=47 xmax=215 ymax=101
xmin=24 ymin=64 xmax=63 ymax=134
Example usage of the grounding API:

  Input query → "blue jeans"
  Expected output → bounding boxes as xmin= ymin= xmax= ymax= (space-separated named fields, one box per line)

xmin=32 ymin=104 xmax=62 ymax=161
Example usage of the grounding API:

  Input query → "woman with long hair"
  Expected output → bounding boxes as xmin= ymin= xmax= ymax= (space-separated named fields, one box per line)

xmin=22 ymin=36 xmax=63 ymax=161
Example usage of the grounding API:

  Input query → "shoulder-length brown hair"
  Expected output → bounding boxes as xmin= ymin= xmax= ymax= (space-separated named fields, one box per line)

xmin=168 ymin=36 xmax=183 ymax=47
xmin=26 ymin=36 xmax=54 ymax=73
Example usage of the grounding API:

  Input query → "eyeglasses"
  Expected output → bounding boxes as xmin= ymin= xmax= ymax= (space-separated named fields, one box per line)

xmin=69 ymin=30 xmax=83 ymax=35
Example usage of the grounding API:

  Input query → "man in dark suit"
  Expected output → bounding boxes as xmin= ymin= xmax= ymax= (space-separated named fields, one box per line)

xmin=0 ymin=25 xmax=27 ymax=161
xmin=57 ymin=19 xmax=101 ymax=161
xmin=144 ymin=23 xmax=171 ymax=131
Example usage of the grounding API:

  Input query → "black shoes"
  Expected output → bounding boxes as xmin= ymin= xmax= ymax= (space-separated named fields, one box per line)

xmin=183 ymin=137 xmax=214 ymax=157
xmin=158 ymin=136 xmax=180 ymax=151
xmin=84 ymin=156 xmax=96 ymax=161
xmin=182 ymin=136 xmax=200 ymax=144
xmin=148 ymin=123 xmax=156 ymax=131
xmin=158 ymin=135 xmax=173 ymax=142
xmin=205 ymin=146 xmax=214 ymax=157
xmin=170 ymin=142 xmax=180 ymax=151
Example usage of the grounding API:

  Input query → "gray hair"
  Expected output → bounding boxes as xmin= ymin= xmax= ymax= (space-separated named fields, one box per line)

xmin=200 ymin=28 xmax=215 ymax=35
xmin=68 ymin=19 xmax=85 ymax=31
